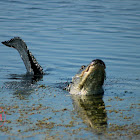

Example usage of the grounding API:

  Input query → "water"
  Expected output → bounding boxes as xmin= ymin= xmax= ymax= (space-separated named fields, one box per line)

xmin=0 ymin=0 xmax=140 ymax=139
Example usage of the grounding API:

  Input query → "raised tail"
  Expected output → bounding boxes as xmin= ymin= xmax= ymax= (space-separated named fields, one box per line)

xmin=2 ymin=37 xmax=44 ymax=75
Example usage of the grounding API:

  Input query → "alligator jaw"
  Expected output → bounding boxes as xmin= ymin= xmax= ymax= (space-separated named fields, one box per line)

xmin=69 ymin=59 xmax=106 ymax=95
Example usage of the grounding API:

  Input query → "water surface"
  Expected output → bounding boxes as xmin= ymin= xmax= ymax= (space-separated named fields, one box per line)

xmin=0 ymin=0 xmax=140 ymax=139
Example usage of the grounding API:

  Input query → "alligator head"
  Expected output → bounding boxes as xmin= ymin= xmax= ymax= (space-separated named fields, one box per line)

xmin=68 ymin=59 xmax=106 ymax=95
xmin=2 ymin=37 xmax=44 ymax=75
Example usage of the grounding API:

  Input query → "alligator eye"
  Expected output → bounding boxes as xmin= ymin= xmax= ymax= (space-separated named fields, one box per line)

xmin=80 ymin=65 xmax=86 ymax=70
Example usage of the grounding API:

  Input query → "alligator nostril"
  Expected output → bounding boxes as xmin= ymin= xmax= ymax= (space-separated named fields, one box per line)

xmin=91 ymin=59 xmax=106 ymax=68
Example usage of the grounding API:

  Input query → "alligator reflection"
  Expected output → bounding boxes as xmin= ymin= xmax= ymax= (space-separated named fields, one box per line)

xmin=71 ymin=94 xmax=107 ymax=133
xmin=4 ymin=74 xmax=43 ymax=99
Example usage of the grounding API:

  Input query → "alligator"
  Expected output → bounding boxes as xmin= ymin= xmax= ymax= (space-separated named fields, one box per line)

xmin=2 ymin=37 xmax=106 ymax=95
xmin=1 ymin=37 xmax=44 ymax=75
xmin=67 ymin=59 xmax=106 ymax=95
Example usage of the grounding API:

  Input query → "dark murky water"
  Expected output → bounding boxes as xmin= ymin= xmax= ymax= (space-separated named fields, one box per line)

xmin=0 ymin=0 xmax=140 ymax=139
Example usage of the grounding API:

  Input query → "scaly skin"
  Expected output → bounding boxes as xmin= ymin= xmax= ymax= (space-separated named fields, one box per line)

xmin=68 ymin=59 xmax=106 ymax=95
xmin=2 ymin=37 xmax=43 ymax=75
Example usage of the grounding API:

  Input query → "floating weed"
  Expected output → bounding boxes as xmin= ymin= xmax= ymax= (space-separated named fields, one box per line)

xmin=38 ymin=85 xmax=46 ymax=89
